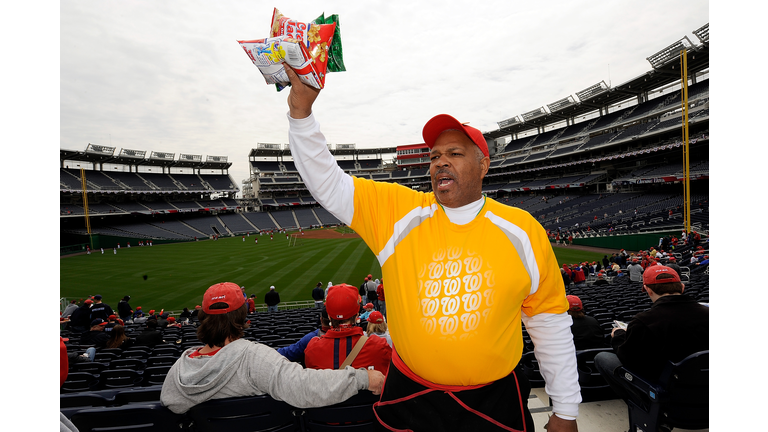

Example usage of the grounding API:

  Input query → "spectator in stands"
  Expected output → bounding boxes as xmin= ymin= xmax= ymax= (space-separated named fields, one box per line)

xmin=278 ymin=305 xmax=332 ymax=362
xmin=571 ymin=264 xmax=586 ymax=287
xmin=191 ymin=305 xmax=201 ymax=319
xmin=365 ymin=311 xmax=393 ymax=347
xmin=106 ymin=324 xmax=135 ymax=350
xmin=104 ymin=314 xmax=119 ymax=332
xmin=566 ymin=296 xmax=607 ymax=350
xmin=61 ymin=300 xmax=78 ymax=319
xmin=134 ymin=319 xmax=165 ymax=348
xmin=160 ymin=282 xmax=384 ymax=414
xmin=602 ymin=255 xmax=610 ymax=269
xmin=282 ymin=68 xmax=578 ymax=431
xmin=627 ymin=259 xmax=644 ymax=284
xmin=247 ymin=294 xmax=257 ymax=313
xmin=376 ymin=278 xmax=386 ymax=317
xmin=179 ymin=307 xmax=192 ymax=322
xmin=265 ymin=286 xmax=281 ymax=312
xmin=592 ymin=273 xmax=610 ymax=286
xmin=117 ymin=295 xmax=133 ymax=322
xmin=359 ymin=277 xmax=369 ymax=305
xmin=305 ymin=284 xmax=392 ymax=373
xmin=79 ymin=318 xmax=110 ymax=349
xmin=594 ymin=266 xmax=708 ymax=410
xmin=156 ymin=312 xmax=170 ymax=329
xmin=561 ymin=268 xmax=572 ymax=288
xmin=366 ymin=276 xmax=379 ymax=311
xmin=312 ymin=282 xmax=325 ymax=308
xmin=360 ymin=303 xmax=374 ymax=321
xmin=89 ymin=295 xmax=114 ymax=322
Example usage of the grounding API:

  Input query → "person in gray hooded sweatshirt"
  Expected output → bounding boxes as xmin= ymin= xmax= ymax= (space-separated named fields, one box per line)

xmin=160 ymin=282 xmax=384 ymax=414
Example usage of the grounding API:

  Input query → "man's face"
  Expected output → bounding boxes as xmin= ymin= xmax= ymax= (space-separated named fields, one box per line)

xmin=429 ymin=130 xmax=490 ymax=208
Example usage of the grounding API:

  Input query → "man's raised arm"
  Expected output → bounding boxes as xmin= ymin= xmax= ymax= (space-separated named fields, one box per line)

xmin=283 ymin=65 xmax=354 ymax=224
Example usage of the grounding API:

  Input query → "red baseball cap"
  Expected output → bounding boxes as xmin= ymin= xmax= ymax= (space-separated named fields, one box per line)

xmin=566 ymin=295 xmax=583 ymax=311
xmin=642 ymin=265 xmax=681 ymax=285
xmin=422 ymin=114 xmax=489 ymax=158
xmin=364 ymin=303 xmax=374 ymax=309
xmin=203 ymin=282 xmax=246 ymax=314
xmin=326 ymin=284 xmax=360 ymax=320
xmin=368 ymin=311 xmax=385 ymax=324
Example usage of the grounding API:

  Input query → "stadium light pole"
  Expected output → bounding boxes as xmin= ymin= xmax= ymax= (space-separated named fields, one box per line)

xmin=680 ymin=49 xmax=691 ymax=235
xmin=80 ymin=168 xmax=93 ymax=249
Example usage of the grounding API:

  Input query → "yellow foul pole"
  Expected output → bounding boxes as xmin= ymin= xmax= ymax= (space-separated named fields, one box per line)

xmin=680 ymin=49 xmax=691 ymax=234
xmin=80 ymin=168 xmax=93 ymax=249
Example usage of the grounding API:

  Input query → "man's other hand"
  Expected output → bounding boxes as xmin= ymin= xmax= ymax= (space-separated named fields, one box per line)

xmin=284 ymin=64 xmax=320 ymax=119
xmin=544 ymin=415 xmax=578 ymax=432
xmin=365 ymin=369 xmax=385 ymax=395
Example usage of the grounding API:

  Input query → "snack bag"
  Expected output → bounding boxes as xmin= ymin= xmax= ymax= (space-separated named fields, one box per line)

xmin=237 ymin=36 xmax=324 ymax=90
xmin=313 ymin=12 xmax=346 ymax=72
xmin=269 ymin=8 xmax=336 ymax=89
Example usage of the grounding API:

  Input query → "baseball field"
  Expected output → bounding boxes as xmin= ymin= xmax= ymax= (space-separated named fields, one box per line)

xmin=60 ymin=228 xmax=607 ymax=312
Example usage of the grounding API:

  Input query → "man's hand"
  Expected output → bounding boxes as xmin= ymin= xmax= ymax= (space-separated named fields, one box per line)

xmin=284 ymin=63 xmax=320 ymax=119
xmin=544 ymin=414 xmax=578 ymax=432
xmin=365 ymin=369 xmax=385 ymax=395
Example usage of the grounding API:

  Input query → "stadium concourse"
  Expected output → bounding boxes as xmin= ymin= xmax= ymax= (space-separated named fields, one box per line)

xmin=60 ymin=26 xmax=709 ymax=431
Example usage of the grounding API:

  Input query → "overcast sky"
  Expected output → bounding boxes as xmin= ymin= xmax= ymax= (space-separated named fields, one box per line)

xmin=59 ymin=0 xmax=709 ymax=192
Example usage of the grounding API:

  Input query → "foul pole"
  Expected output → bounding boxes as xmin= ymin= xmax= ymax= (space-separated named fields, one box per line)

xmin=680 ymin=49 xmax=691 ymax=234
xmin=80 ymin=168 xmax=93 ymax=249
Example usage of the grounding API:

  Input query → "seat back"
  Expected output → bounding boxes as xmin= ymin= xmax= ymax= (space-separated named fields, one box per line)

xmin=69 ymin=402 xmax=184 ymax=432
xmin=620 ymin=350 xmax=709 ymax=431
xmin=61 ymin=372 xmax=100 ymax=393
xmin=100 ymin=369 xmax=143 ymax=389
xmin=659 ymin=350 xmax=709 ymax=429
xmin=185 ymin=394 xmax=300 ymax=432
xmin=299 ymin=391 xmax=380 ymax=431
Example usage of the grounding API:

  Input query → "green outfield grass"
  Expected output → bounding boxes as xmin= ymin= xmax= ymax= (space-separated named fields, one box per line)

xmin=60 ymin=235 xmax=608 ymax=312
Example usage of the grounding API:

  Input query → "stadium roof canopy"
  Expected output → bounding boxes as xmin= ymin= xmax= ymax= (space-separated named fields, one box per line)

xmin=60 ymin=145 xmax=232 ymax=170
xmin=485 ymin=26 xmax=709 ymax=140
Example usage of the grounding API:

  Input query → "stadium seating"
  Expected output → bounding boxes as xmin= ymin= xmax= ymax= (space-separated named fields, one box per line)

xmin=617 ymin=350 xmax=709 ymax=432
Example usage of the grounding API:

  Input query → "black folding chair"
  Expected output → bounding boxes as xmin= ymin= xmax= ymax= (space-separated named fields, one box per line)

xmin=617 ymin=350 xmax=709 ymax=432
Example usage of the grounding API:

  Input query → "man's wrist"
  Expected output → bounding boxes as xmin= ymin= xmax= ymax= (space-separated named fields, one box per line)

xmin=553 ymin=413 xmax=577 ymax=421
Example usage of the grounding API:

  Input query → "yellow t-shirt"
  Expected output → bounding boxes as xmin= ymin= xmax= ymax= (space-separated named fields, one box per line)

xmin=350 ymin=177 xmax=568 ymax=386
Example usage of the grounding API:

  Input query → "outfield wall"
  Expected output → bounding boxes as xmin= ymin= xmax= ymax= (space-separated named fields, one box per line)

xmin=570 ymin=230 xmax=682 ymax=251
xmin=60 ymin=232 xmax=190 ymax=255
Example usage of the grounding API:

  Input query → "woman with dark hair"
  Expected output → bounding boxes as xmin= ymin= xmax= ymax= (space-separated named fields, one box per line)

xmin=106 ymin=325 xmax=135 ymax=350
xmin=160 ymin=282 xmax=384 ymax=415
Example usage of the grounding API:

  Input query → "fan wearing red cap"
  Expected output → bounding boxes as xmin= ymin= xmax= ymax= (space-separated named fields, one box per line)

xmin=593 ymin=265 xmax=708 ymax=410
xmin=304 ymin=284 xmax=392 ymax=374
xmin=283 ymin=66 xmax=578 ymax=430
xmin=159 ymin=282 xmax=385 ymax=415
xmin=364 ymin=311 xmax=393 ymax=347
xmin=565 ymin=296 xmax=607 ymax=351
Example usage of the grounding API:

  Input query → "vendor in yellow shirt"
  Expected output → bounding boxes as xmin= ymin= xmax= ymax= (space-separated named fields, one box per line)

xmin=281 ymin=64 xmax=580 ymax=432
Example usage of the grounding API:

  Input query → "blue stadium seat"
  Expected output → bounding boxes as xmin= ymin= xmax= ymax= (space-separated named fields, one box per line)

xmin=299 ymin=391 xmax=380 ymax=431
xmin=69 ymin=402 xmax=184 ymax=432
xmin=617 ymin=350 xmax=709 ymax=432
xmin=62 ymin=372 xmax=100 ymax=393
xmin=185 ymin=394 xmax=300 ymax=432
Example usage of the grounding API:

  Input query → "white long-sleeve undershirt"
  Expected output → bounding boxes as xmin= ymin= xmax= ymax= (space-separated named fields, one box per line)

xmin=287 ymin=112 xmax=580 ymax=418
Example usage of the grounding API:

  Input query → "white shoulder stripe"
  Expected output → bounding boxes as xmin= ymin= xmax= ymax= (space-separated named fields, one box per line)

xmin=484 ymin=211 xmax=540 ymax=296
xmin=376 ymin=204 xmax=438 ymax=266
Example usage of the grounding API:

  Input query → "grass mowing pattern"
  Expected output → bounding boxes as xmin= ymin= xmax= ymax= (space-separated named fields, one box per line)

xmin=61 ymin=235 xmax=608 ymax=312
xmin=60 ymin=235 xmax=381 ymax=312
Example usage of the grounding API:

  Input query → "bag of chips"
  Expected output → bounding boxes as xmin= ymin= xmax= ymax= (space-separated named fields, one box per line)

xmin=238 ymin=8 xmax=345 ymax=92
xmin=269 ymin=8 xmax=336 ymax=90
xmin=312 ymin=12 xmax=345 ymax=72
xmin=237 ymin=36 xmax=324 ymax=90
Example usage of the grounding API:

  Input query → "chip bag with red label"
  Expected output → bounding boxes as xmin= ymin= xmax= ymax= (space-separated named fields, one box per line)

xmin=269 ymin=8 xmax=336 ymax=89
xmin=237 ymin=36 xmax=324 ymax=91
